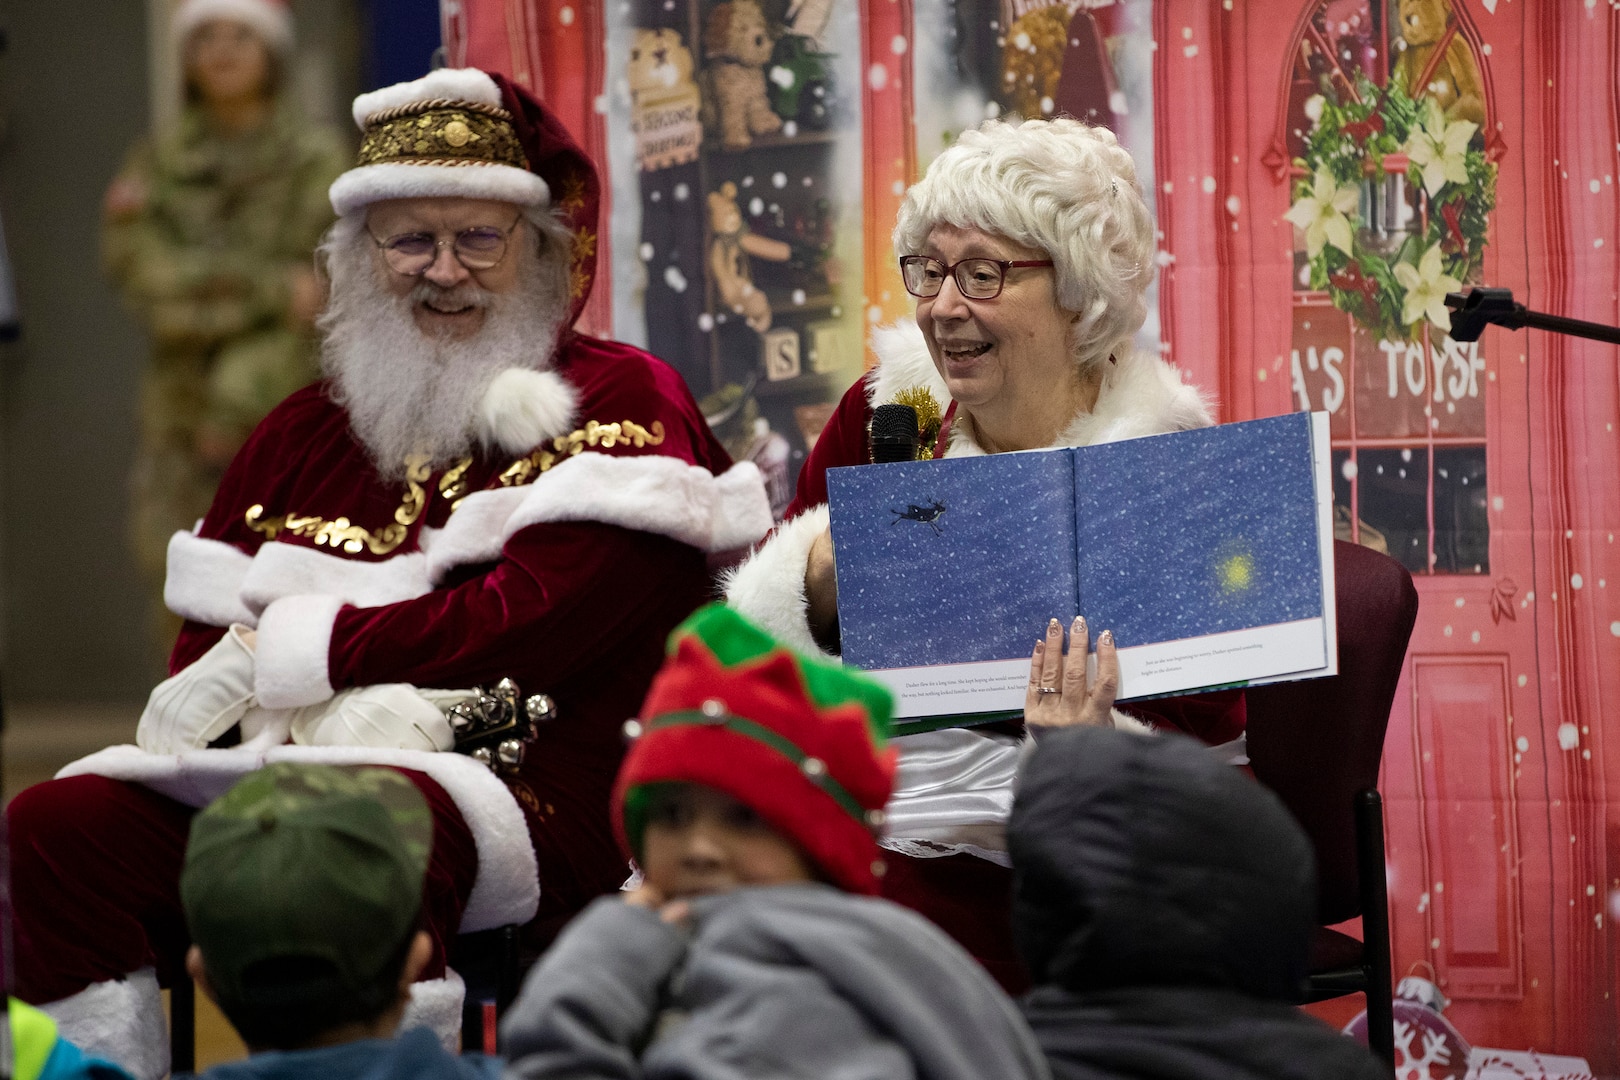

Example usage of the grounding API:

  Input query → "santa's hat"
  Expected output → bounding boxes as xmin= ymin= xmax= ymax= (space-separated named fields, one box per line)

xmin=331 ymin=68 xmax=560 ymax=216
xmin=329 ymin=67 xmax=604 ymax=323
xmin=173 ymin=0 xmax=293 ymax=55
xmin=614 ymin=605 xmax=899 ymax=895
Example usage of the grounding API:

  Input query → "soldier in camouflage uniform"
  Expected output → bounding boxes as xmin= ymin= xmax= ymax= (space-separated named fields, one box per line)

xmin=103 ymin=0 xmax=346 ymax=650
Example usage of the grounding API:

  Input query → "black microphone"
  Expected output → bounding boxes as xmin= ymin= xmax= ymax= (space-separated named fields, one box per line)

xmin=870 ymin=403 xmax=920 ymax=463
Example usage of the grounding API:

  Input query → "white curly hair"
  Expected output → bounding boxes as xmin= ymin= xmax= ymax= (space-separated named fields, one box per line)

xmin=893 ymin=117 xmax=1155 ymax=373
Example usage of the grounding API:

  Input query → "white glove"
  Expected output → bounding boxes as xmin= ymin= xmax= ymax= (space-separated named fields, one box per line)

xmin=238 ymin=705 xmax=297 ymax=750
xmin=290 ymin=684 xmax=458 ymax=752
xmin=137 ymin=625 xmax=258 ymax=753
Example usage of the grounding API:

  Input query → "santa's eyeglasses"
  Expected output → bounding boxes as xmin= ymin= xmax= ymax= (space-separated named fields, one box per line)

xmin=371 ymin=214 xmax=525 ymax=275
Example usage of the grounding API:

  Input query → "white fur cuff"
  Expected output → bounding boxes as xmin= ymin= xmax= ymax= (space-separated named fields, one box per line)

xmin=400 ymin=969 xmax=467 ymax=1052
xmin=255 ymin=594 xmax=345 ymax=709
xmin=241 ymin=542 xmax=431 ymax=614
xmin=41 ymin=968 xmax=167 ymax=1080
xmin=165 ymin=531 xmax=256 ymax=628
xmin=722 ymin=504 xmax=832 ymax=659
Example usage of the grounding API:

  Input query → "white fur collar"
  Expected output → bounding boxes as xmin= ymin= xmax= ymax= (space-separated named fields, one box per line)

xmin=476 ymin=367 xmax=580 ymax=455
xmin=865 ymin=321 xmax=1214 ymax=455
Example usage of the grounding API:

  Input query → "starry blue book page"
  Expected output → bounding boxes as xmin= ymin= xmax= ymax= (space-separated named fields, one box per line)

xmin=827 ymin=412 xmax=1336 ymax=724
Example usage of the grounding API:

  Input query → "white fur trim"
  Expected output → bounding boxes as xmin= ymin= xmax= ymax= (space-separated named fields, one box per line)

xmin=241 ymin=541 xmax=432 ymax=615
xmin=509 ymin=453 xmax=774 ymax=555
xmin=721 ymin=504 xmax=832 ymax=660
xmin=710 ymin=461 xmax=776 ymax=552
xmin=419 ymin=488 xmax=530 ymax=585
xmin=420 ymin=454 xmax=772 ymax=584
xmin=255 ymin=594 xmax=343 ymax=708
xmin=171 ymin=455 xmax=766 ymax=628
xmin=173 ymin=0 xmax=292 ymax=54
xmin=864 ymin=320 xmax=1214 ymax=456
xmin=351 ymin=69 xmax=505 ymax=129
xmin=59 ymin=744 xmax=540 ymax=932
xmin=164 ymin=531 xmax=256 ymax=627
xmin=41 ymin=968 xmax=168 ymax=1080
xmin=330 ymin=163 xmax=549 ymax=218
xmin=866 ymin=320 xmax=948 ymax=409
xmin=1053 ymin=349 xmax=1214 ymax=447
xmin=400 ymin=970 xmax=467 ymax=1051
xmin=1110 ymin=708 xmax=1156 ymax=734
xmin=477 ymin=368 xmax=580 ymax=456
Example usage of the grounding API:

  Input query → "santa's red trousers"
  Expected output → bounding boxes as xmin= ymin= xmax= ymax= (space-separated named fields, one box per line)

xmin=7 ymin=770 xmax=477 ymax=1004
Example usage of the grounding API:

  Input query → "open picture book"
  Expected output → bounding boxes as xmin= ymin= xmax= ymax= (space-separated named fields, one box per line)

xmin=827 ymin=411 xmax=1337 ymax=731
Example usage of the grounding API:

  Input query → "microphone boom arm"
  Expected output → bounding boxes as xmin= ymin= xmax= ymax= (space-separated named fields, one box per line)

xmin=1446 ymin=287 xmax=1620 ymax=345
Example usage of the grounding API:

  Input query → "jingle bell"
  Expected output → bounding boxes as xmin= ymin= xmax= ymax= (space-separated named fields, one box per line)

xmin=497 ymin=739 xmax=525 ymax=768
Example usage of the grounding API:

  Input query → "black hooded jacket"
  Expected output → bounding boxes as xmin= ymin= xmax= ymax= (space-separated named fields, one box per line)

xmin=1008 ymin=727 xmax=1387 ymax=1080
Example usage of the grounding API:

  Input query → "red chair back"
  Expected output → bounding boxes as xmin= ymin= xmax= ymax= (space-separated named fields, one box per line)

xmin=1245 ymin=540 xmax=1419 ymax=924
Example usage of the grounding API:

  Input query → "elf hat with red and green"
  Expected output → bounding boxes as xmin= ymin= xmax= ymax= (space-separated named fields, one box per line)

xmin=613 ymin=604 xmax=898 ymax=895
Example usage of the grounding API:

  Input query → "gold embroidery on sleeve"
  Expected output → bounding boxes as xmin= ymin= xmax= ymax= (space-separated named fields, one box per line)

xmin=498 ymin=419 xmax=667 ymax=487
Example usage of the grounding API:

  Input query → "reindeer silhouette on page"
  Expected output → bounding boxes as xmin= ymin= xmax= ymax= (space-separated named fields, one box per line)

xmin=890 ymin=499 xmax=947 ymax=535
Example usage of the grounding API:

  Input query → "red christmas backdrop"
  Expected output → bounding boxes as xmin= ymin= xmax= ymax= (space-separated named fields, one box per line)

xmin=446 ymin=0 xmax=1620 ymax=1069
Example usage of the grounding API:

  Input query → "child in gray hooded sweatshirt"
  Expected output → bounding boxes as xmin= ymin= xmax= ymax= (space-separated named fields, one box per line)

xmin=500 ymin=605 xmax=1050 ymax=1080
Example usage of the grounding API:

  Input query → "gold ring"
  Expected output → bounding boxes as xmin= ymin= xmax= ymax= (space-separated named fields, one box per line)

xmin=1034 ymin=686 xmax=1061 ymax=695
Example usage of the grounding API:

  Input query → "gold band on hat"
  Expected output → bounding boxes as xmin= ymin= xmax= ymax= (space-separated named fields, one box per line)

xmin=356 ymin=100 xmax=528 ymax=170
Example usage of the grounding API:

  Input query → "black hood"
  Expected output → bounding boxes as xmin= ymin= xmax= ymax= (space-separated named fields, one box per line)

xmin=1009 ymin=727 xmax=1315 ymax=1002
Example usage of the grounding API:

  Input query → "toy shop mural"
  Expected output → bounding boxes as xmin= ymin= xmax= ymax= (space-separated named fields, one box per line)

xmin=444 ymin=0 xmax=1618 ymax=1070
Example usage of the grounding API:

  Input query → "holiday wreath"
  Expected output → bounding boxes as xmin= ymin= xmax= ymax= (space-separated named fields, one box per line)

xmin=1287 ymin=73 xmax=1496 ymax=343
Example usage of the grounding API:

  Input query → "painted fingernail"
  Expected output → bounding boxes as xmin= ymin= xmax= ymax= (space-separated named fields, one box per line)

xmin=1099 ymin=629 xmax=1113 ymax=646
xmin=1074 ymin=616 xmax=1086 ymax=631
xmin=1034 ymin=640 xmax=1045 ymax=653
xmin=1049 ymin=618 xmax=1061 ymax=630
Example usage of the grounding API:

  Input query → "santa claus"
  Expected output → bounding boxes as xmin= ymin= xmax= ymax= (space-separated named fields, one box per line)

xmin=7 ymin=68 xmax=770 ymax=1077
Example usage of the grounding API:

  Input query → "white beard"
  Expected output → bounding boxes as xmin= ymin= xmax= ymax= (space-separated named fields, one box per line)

xmin=317 ymin=218 xmax=568 ymax=480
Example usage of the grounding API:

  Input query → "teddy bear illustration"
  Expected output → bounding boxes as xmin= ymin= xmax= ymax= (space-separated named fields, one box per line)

xmin=1391 ymin=0 xmax=1485 ymax=126
xmin=628 ymin=27 xmax=702 ymax=169
xmin=999 ymin=5 xmax=1068 ymax=119
xmin=708 ymin=180 xmax=790 ymax=333
xmin=702 ymin=0 xmax=784 ymax=149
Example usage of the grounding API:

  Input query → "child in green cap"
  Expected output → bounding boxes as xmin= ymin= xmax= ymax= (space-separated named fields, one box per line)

xmin=178 ymin=762 xmax=497 ymax=1078
xmin=501 ymin=605 xmax=1050 ymax=1080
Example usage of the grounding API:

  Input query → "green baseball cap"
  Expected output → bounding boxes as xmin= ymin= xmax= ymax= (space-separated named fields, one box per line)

xmin=180 ymin=762 xmax=433 ymax=1006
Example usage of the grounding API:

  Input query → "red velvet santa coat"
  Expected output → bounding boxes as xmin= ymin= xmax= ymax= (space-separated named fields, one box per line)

xmin=146 ymin=330 xmax=771 ymax=940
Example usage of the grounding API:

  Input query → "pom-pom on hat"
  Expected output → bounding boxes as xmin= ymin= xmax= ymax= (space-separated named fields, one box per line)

xmin=173 ymin=0 xmax=294 ymax=55
xmin=614 ymin=605 xmax=899 ymax=895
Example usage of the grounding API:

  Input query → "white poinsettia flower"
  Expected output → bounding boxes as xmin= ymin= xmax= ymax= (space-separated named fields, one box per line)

xmin=1404 ymin=99 xmax=1478 ymax=198
xmin=1284 ymin=168 xmax=1359 ymax=259
xmin=1393 ymin=243 xmax=1463 ymax=331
